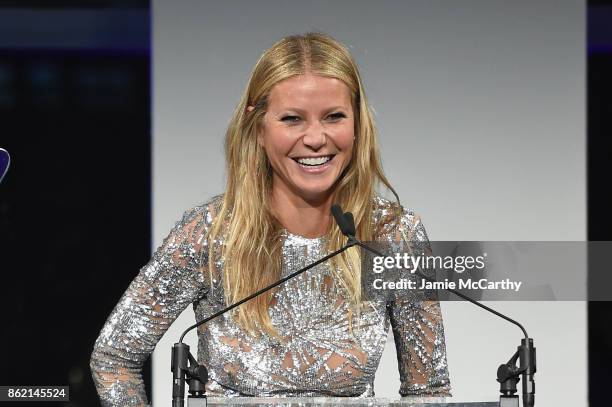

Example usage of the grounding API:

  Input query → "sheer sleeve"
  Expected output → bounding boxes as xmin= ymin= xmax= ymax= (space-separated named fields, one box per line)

xmin=386 ymin=210 xmax=451 ymax=397
xmin=90 ymin=205 xmax=211 ymax=406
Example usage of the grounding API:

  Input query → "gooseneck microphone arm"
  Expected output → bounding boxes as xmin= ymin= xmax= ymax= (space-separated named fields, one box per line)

xmin=331 ymin=204 xmax=529 ymax=338
xmin=178 ymin=241 xmax=357 ymax=343
xmin=357 ymin=244 xmax=528 ymax=338
xmin=330 ymin=204 xmax=535 ymax=407
xmin=171 ymin=217 xmax=358 ymax=407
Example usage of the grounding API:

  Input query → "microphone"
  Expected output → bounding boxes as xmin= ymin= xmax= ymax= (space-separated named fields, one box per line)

xmin=170 ymin=213 xmax=359 ymax=406
xmin=332 ymin=204 xmax=536 ymax=407
xmin=0 ymin=148 xmax=10 ymax=184
xmin=331 ymin=204 xmax=356 ymax=238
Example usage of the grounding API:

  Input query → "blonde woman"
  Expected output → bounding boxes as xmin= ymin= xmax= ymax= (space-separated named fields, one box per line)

xmin=90 ymin=32 xmax=451 ymax=406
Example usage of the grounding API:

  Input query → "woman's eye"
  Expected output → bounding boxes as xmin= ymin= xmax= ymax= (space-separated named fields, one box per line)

xmin=326 ymin=112 xmax=346 ymax=121
xmin=281 ymin=115 xmax=301 ymax=123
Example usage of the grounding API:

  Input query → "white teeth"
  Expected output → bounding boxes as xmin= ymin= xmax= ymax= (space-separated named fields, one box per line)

xmin=296 ymin=156 xmax=332 ymax=166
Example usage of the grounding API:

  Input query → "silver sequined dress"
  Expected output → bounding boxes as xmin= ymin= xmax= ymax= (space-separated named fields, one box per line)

xmin=90 ymin=195 xmax=451 ymax=406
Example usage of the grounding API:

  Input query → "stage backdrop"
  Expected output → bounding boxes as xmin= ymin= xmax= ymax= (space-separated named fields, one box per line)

xmin=153 ymin=1 xmax=585 ymax=405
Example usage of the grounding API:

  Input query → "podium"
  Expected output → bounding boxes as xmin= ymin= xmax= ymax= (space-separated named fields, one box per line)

xmin=186 ymin=397 xmax=499 ymax=406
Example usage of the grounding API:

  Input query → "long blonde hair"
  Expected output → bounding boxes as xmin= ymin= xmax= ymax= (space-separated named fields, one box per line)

xmin=207 ymin=32 xmax=400 ymax=336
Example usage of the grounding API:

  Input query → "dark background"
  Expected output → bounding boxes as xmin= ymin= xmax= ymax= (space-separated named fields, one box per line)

xmin=0 ymin=1 xmax=151 ymax=406
xmin=588 ymin=1 xmax=612 ymax=406
xmin=0 ymin=0 xmax=610 ymax=406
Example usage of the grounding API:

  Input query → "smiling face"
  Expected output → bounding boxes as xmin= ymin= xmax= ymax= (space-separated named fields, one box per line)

xmin=257 ymin=74 xmax=355 ymax=205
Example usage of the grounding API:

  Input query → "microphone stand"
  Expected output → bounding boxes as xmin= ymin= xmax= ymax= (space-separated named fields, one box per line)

xmin=330 ymin=205 xmax=536 ymax=407
xmin=170 ymin=233 xmax=358 ymax=407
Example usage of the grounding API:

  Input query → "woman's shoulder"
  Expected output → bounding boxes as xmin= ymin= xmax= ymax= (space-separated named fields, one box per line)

xmin=172 ymin=194 xmax=225 ymax=234
xmin=371 ymin=195 xmax=421 ymax=226
xmin=371 ymin=195 xmax=426 ymax=241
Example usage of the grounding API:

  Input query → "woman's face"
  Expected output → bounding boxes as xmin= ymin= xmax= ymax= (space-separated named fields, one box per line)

xmin=257 ymin=73 xmax=355 ymax=203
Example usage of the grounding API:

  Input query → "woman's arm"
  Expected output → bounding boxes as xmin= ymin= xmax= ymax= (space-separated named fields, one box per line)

xmin=386 ymin=210 xmax=451 ymax=397
xmin=90 ymin=205 xmax=211 ymax=406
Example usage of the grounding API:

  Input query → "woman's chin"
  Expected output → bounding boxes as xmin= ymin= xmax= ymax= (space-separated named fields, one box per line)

xmin=292 ymin=184 xmax=337 ymax=203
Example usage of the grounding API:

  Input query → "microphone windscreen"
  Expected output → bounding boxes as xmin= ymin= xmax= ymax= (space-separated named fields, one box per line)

xmin=331 ymin=204 xmax=351 ymax=236
xmin=344 ymin=212 xmax=356 ymax=236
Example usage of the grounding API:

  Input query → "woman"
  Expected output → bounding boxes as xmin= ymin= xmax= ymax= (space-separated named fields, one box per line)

xmin=90 ymin=32 xmax=451 ymax=406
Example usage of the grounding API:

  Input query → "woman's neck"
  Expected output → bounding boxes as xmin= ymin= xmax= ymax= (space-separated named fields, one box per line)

xmin=269 ymin=185 xmax=335 ymax=239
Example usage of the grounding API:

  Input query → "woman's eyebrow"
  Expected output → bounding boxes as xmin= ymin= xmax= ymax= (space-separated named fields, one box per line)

xmin=276 ymin=106 xmax=350 ymax=114
xmin=323 ymin=106 xmax=350 ymax=113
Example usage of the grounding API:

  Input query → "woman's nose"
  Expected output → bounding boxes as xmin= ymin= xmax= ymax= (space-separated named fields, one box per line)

xmin=302 ymin=121 xmax=327 ymax=150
